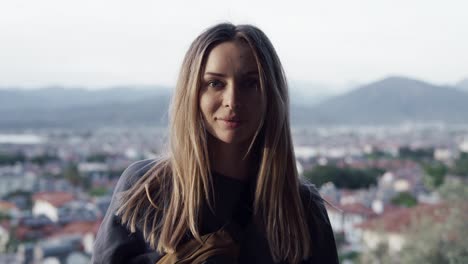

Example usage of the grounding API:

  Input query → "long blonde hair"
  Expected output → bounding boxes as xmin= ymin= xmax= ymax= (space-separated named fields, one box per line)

xmin=116 ymin=23 xmax=313 ymax=263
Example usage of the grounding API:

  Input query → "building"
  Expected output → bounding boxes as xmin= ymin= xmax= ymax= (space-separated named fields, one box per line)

xmin=0 ymin=221 xmax=9 ymax=253
xmin=0 ymin=165 xmax=37 ymax=198
xmin=32 ymin=192 xmax=75 ymax=222
xmin=326 ymin=202 xmax=376 ymax=249
xmin=355 ymin=203 xmax=449 ymax=253
xmin=51 ymin=220 xmax=102 ymax=255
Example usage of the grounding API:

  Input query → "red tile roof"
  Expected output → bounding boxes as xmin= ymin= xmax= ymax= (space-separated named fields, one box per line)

xmin=32 ymin=192 xmax=75 ymax=208
xmin=355 ymin=203 xmax=455 ymax=233
xmin=15 ymin=224 xmax=57 ymax=240
xmin=326 ymin=202 xmax=376 ymax=218
xmin=341 ymin=203 xmax=377 ymax=217
xmin=0 ymin=200 xmax=17 ymax=210
xmin=0 ymin=220 xmax=10 ymax=230
xmin=51 ymin=220 xmax=102 ymax=238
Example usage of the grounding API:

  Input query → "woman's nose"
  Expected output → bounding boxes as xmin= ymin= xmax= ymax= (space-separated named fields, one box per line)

xmin=223 ymin=82 xmax=242 ymax=110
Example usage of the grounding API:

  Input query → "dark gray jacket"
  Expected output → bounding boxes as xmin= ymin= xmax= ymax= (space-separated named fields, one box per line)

xmin=92 ymin=159 xmax=339 ymax=264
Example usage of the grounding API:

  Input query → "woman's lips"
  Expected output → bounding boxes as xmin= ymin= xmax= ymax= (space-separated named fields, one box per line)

xmin=218 ymin=118 xmax=243 ymax=129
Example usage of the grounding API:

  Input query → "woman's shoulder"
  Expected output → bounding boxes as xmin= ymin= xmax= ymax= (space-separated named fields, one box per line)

xmin=299 ymin=181 xmax=339 ymax=262
xmin=92 ymin=158 xmax=165 ymax=264
xmin=115 ymin=158 xmax=162 ymax=192
xmin=298 ymin=181 xmax=332 ymax=226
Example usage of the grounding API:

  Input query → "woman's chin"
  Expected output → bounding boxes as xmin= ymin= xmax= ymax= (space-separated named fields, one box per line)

xmin=208 ymin=133 xmax=252 ymax=146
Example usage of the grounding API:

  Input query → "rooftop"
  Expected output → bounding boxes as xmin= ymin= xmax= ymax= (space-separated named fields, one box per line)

xmin=33 ymin=192 xmax=75 ymax=207
xmin=355 ymin=202 xmax=454 ymax=233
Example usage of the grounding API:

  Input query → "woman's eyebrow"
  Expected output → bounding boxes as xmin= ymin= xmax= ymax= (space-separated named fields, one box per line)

xmin=204 ymin=71 xmax=258 ymax=77
xmin=204 ymin=72 xmax=226 ymax=77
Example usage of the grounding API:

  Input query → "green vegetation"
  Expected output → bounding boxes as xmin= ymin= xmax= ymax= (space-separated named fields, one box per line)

xmin=0 ymin=152 xmax=26 ymax=165
xmin=360 ymin=242 xmax=393 ymax=264
xmin=437 ymin=177 xmax=468 ymax=202
xmin=89 ymin=187 xmax=109 ymax=197
xmin=334 ymin=232 xmax=346 ymax=249
xmin=391 ymin=192 xmax=417 ymax=207
xmin=0 ymin=152 xmax=59 ymax=165
xmin=422 ymin=161 xmax=448 ymax=189
xmin=5 ymin=226 xmax=20 ymax=253
xmin=64 ymin=163 xmax=80 ymax=186
xmin=303 ymin=165 xmax=383 ymax=189
xmin=30 ymin=153 xmax=58 ymax=165
xmin=452 ymin=152 xmax=468 ymax=177
xmin=86 ymin=153 xmax=108 ymax=163
xmin=400 ymin=205 xmax=468 ymax=263
xmin=364 ymin=149 xmax=393 ymax=160
xmin=398 ymin=146 xmax=434 ymax=161
xmin=0 ymin=212 xmax=11 ymax=221
xmin=361 ymin=180 xmax=468 ymax=263
xmin=339 ymin=250 xmax=360 ymax=263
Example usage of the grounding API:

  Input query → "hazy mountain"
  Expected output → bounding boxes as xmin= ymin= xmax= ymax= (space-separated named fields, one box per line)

xmin=295 ymin=76 xmax=468 ymax=125
xmin=455 ymin=78 xmax=468 ymax=92
xmin=1 ymin=76 xmax=468 ymax=129
xmin=0 ymin=85 xmax=171 ymax=110
xmin=288 ymin=81 xmax=344 ymax=106
xmin=0 ymin=86 xmax=172 ymax=129
xmin=0 ymin=81 xmax=341 ymax=129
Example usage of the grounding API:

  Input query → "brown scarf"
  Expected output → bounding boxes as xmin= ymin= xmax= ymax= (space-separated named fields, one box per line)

xmin=156 ymin=224 xmax=241 ymax=264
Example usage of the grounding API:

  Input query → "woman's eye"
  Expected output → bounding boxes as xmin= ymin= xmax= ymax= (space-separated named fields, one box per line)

xmin=245 ymin=79 xmax=259 ymax=89
xmin=207 ymin=80 xmax=224 ymax=88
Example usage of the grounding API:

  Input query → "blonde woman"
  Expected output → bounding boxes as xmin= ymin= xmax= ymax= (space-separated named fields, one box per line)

xmin=92 ymin=23 xmax=338 ymax=264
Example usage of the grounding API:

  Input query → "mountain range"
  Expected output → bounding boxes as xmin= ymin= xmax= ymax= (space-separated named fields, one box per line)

xmin=456 ymin=78 xmax=468 ymax=92
xmin=294 ymin=76 xmax=468 ymax=125
xmin=1 ymin=76 xmax=467 ymax=129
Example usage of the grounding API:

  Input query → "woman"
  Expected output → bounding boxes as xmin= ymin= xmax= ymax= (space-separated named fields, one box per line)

xmin=92 ymin=23 xmax=338 ymax=264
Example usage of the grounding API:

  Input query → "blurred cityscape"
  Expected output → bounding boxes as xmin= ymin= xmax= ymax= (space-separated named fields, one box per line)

xmin=0 ymin=78 xmax=468 ymax=263
xmin=0 ymin=123 xmax=466 ymax=263
xmin=2 ymin=0 xmax=467 ymax=262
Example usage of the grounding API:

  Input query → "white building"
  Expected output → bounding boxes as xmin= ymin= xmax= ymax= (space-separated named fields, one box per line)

xmin=0 ymin=223 xmax=9 ymax=253
xmin=458 ymin=137 xmax=468 ymax=153
xmin=356 ymin=203 xmax=448 ymax=254
xmin=434 ymin=147 xmax=459 ymax=162
xmin=326 ymin=202 xmax=376 ymax=248
xmin=0 ymin=165 xmax=37 ymax=197
xmin=52 ymin=220 xmax=101 ymax=255
xmin=32 ymin=192 xmax=75 ymax=222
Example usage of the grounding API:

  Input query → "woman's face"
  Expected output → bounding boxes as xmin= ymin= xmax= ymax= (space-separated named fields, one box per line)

xmin=199 ymin=39 xmax=264 ymax=145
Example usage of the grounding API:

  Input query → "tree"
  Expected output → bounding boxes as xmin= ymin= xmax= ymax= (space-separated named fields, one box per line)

xmin=360 ymin=181 xmax=468 ymax=263
xmin=64 ymin=163 xmax=81 ymax=187
xmin=86 ymin=153 xmax=107 ymax=163
xmin=5 ymin=226 xmax=20 ymax=253
xmin=30 ymin=153 xmax=58 ymax=165
xmin=359 ymin=241 xmax=394 ymax=264
xmin=399 ymin=181 xmax=468 ymax=263
xmin=0 ymin=152 xmax=25 ymax=165
xmin=451 ymin=152 xmax=468 ymax=178
xmin=399 ymin=205 xmax=468 ymax=263
xmin=437 ymin=178 xmax=468 ymax=202
xmin=303 ymin=165 xmax=381 ymax=189
xmin=89 ymin=187 xmax=109 ymax=197
xmin=422 ymin=161 xmax=448 ymax=189
xmin=398 ymin=146 xmax=434 ymax=161
xmin=391 ymin=192 xmax=417 ymax=207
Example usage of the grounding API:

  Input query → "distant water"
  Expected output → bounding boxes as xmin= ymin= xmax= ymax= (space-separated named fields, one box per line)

xmin=0 ymin=134 xmax=45 ymax=144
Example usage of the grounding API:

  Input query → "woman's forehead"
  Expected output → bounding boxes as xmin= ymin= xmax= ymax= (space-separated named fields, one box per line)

xmin=203 ymin=40 xmax=258 ymax=77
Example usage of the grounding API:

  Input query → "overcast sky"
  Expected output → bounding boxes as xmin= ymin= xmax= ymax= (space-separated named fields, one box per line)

xmin=1 ymin=0 xmax=467 ymax=91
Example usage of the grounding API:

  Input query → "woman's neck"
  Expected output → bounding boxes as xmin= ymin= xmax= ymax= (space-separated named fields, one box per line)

xmin=207 ymin=136 xmax=257 ymax=182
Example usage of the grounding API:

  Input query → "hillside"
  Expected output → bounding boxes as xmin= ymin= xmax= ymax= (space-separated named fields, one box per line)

xmin=300 ymin=76 xmax=468 ymax=125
